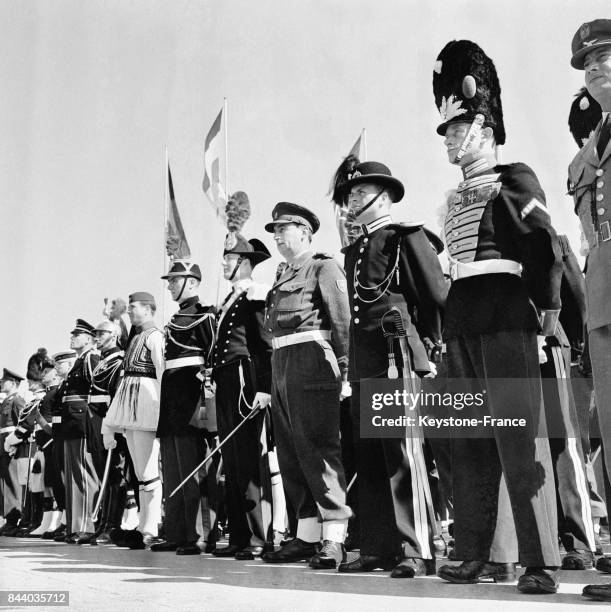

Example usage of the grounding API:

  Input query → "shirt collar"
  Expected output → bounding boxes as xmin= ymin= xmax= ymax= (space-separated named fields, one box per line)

xmin=462 ymin=157 xmax=495 ymax=179
xmin=362 ymin=215 xmax=392 ymax=236
xmin=232 ymin=278 xmax=253 ymax=294
xmin=287 ymin=249 xmax=313 ymax=270
xmin=179 ymin=296 xmax=199 ymax=310
xmin=134 ymin=320 xmax=155 ymax=333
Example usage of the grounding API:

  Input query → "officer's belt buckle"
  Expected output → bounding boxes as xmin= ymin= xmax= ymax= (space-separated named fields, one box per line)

xmin=600 ymin=220 xmax=611 ymax=243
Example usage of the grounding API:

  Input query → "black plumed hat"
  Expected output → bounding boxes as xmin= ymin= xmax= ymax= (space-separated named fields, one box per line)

xmin=433 ymin=40 xmax=505 ymax=145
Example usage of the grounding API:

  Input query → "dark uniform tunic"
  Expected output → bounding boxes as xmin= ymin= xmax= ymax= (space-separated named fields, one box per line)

xmin=158 ymin=296 xmax=215 ymax=546
xmin=443 ymin=159 xmax=562 ymax=567
xmin=0 ymin=393 xmax=25 ymax=522
xmin=58 ymin=346 xmax=101 ymax=535
xmin=88 ymin=346 xmax=126 ymax=533
xmin=264 ymin=251 xmax=351 ymax=527
xmin=212 ymin=279 xmax=273 ymax=549
xmin=343 ymin=216 xmax=448 ymax=560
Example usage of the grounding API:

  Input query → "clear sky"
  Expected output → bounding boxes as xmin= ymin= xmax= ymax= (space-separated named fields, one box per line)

xmin=1 ymin=0 xmax=606 ymax=373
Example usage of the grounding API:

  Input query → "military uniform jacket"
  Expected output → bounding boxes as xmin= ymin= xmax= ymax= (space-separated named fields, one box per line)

xmin=32 ymin=385 xmax=59 ymax=447
xmin=568 ymin=117 xmax=611 ymax=331
xmin=212 ymin=281 xmax=272 ymax=393
xmin=343 ymin=219 xmax=448 ymax=378
xmin=264 ymin=251 xmax=350 ymax=375
xmin=89 ymin=346 xmax=124 ymax=417
xmin=443 ymin=161 xmax=562 ymax=339
xmin=58 ymin=347 xmax=100 ymax=439
xmin=0 ymin=392 xmax=25 ymax=451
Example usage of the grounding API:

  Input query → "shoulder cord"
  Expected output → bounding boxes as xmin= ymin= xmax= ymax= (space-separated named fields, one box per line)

xmin=91 ymin=356 xmax=124 ymax=392
xmin=238 ymin=360 xmax=254 ymax=418
xmin=166 ymin=312 xmax=215 ymax=331
xmin=353 ymin=241 xmax=401 ymax=304
xmin=17 ymin=398 xmax=42 ymax=425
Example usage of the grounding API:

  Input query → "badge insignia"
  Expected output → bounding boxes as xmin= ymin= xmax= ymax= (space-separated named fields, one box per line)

xmin=224 ymin=232 xmax=237 ymax=250
xmin=583 ymin=39 xmax=598 ymax=47
xmin=433 ymin=60 xmax=442 ymax=74
xmin=350 ymin=170 xmax=361 ymax=179
xmin=439 ymin=95 xmax=467 ymax=121
xmin=335 ymin=279 xmax=347 ymax=294
xmin=580 ymin=23 xmax=590 ymax=40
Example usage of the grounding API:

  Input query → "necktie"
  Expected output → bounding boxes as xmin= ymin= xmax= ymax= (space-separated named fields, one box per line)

xmin=597 ymin=117 xmax=611 ymax=160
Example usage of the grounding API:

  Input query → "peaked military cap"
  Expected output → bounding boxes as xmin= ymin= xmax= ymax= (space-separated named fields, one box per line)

xmin=52 ymin=350 xmax=77 ymax=363
xmin=264 ymin=202 xmax=320 ymax=234
xmin=1 ymin=368 xmax=24 ymax=383
xmin=344 ymin=161 xmax=405 ymax=203
xmin=433 ymin=40 xmax=505 ymax=145
xmin=571 ymin=20 xmax=611 ymax=69
xmin=71 ymin=319 xmax=95 ymax=336
xmin=223 ymin=234 xmax=271 ymax=266
xmin=161 ymin=259 xmax=202 ymax=281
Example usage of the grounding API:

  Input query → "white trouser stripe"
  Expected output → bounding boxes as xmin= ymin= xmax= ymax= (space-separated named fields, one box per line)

xmin=550 ymin=346 xmax=596 ymax=552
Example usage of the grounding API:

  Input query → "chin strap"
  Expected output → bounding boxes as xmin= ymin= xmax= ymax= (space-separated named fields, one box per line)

xmin=176 ymin=277 xmax=188 ymax=302
xmin=453 ymin=113 xmax=485 ymax=165
xmin=353 ymin=188 xmax=385 ymax=220
xmin=227 ymin=256 xmax=245 ymax=282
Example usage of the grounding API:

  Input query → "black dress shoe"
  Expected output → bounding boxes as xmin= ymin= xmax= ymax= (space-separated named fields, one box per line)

xmin=2 ymin=525 xmax=20 ymax=537
xmin=213 ymin=544 xmax=243 ymax=557
xmin=75 ymin=532 xmax=97 ymax=545
xmin=96 ymin=532 xmax=113 ymax=545
xmin=235 ymin=546 xmax=264 ymax=560
xmin=338 ymin=553 xmax=399 ymax=573
xmin=596 ymin=556 xmax=611 ymax=574
xmin=64 ymin=533 xmax=79 ymax=544
xmin=51 ymin=526 xmax=67 ymax=542
xmin=150 ymin=540 xmax=180 ymax=552
xmin=391 ymin=557 xmax=436 ymax=578
xmin=562 ymin=548 xmax=594 ymax=570
xmin=583 ymin=583 xmax=611 ymax=601
xmin=517 ymin=567 xmax=558 ymax=594
xmin=309 ymin=540 xmax=346 ymax=569
xmin=438 ymin=561 xmax=516 ymax=584
xmin=176 ymin=544 xmax=201 ymax=555
xmin=261 ymin=538 xmax=319 ymax=564
xmin=124 ymin=529 xmax=145 ymax=550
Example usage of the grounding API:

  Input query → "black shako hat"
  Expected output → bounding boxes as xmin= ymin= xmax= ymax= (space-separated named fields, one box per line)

xmin=569 ymin=87 xmax=603 ymax=148
xmin=71 ymin=319 xmax=95 ymax=336
xmin=433 ymin=40 xmax=506 ymax=145
xmin=1 ymin=368 xmax=24 ymax=383
xmin=264 ymin=202 xmax=320 ymax=234
xmin=343 ymin=161 xmax=405 ymax=203
xmin=571 ymin=20 xmax=611 ymax=70
xmin=161 ymin=259 xmax=202 ymax=281
xmin=223 ymin=234 xmax=271 ymax=267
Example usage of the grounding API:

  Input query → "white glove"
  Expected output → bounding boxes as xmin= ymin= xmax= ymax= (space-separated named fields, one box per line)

xmin=423 ymin=361 xmax=438 ymax=379
xmin=4 ymin=432 xmax=20 ymax=449
xmin=252 ymin=392 xmax=271 ymax=411
xmin=537 ymin=335 xmax=548 ymax=365
xmin=103 ymin=433 xmax=117 ymax=450
xmin=340 ymin=381 xmax=352 ymax=400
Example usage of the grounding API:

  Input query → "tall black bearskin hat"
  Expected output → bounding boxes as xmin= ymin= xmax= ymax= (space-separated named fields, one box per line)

xmin=433 ymin=40 xmax=506 ymax=145
xmin=568 ymin=87 xmax=602 ymax=148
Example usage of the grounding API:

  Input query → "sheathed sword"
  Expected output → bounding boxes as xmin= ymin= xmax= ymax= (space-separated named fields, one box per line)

xmin=170 ymin=404 xmax=264 ymax=498
xmin=92 ymin=448 xmax=113 ymax=523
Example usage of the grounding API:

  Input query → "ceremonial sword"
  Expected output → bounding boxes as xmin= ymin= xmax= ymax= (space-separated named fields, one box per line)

xmin=91 ymin=448 xmax=113 ymax=523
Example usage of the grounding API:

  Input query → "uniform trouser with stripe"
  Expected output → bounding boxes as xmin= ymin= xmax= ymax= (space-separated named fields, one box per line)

xmin=49 ymin=438 xmax=66 ymax=511
xmin=0 ymin=452 xmax=21 ymax=519
xmin=270 ymin=342 xmax=350 ymax=530
xmin=214 ymin=359 xmax=270 ymax=548
xmin=351 ymin=380 xmax=434 ymax=559
xmin=588 ymin=324 xmax=611 ymax=489
xmin=124 ymin=429 xmax=161 ymax=536
xmin=541 ymin=341 xmax=596 ymax=553
xmin=159 ymin=431 xmax=204 ymax=545
xmin=446 ymin=330 xmax=561 ymax=567
xmin=63 ymin=437 xmax=100 ymax=534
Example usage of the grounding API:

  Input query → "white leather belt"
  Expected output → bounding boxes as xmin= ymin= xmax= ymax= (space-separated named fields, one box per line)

xmin=52 ymin=417 xmax=62 ymax=424
xmin=0 ymin=426 xmax=16 ymax=434
xmin=165 ymin=356 xmax=205 ymax=370
xmin=89 ymin=395 xmax=111 ymax=404
xmin=449 ymin=258 xmax=522 ymax=281
xmin=62 ymin=394 xmax=88 ymax=403
xmin=272 ymin=330 xmax=331 ymax=350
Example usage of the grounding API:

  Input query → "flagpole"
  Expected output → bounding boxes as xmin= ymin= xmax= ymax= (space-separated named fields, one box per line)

xmin=163 ymin=146 xmax=169 ymax=321
xmin=362 ymin=128 xmax=368 ymax=161
xmin=215 ymin=99 xmax=229 ymax=308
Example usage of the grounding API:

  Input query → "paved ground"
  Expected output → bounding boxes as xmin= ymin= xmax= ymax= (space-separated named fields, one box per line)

xmin=0 ymin=537 xmax=610 ymax=612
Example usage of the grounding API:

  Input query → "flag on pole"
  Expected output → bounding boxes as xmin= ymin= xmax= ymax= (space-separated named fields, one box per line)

xmin=202 ymin=107 xmax=227 ymax=220
xmin=166 ymin=164 xmax=191 ymax=260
